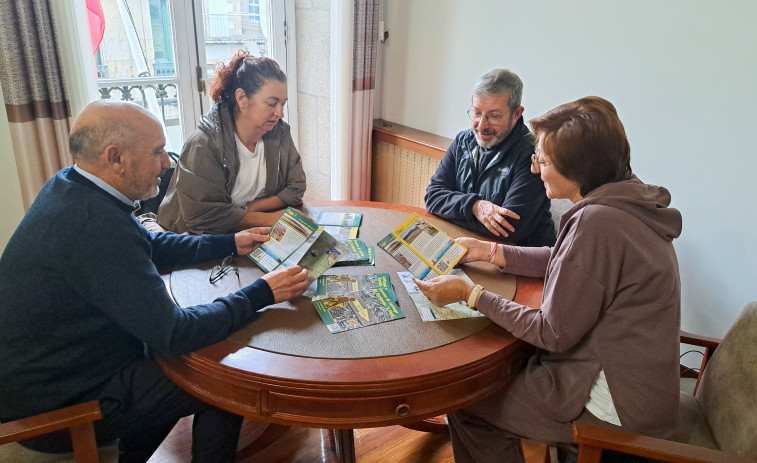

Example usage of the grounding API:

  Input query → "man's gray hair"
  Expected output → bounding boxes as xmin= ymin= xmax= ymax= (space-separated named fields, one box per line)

xmin=69 ymin=117 xmax=133 ymax=161
xmin=472 ymin=69 xmax=523 ymax=111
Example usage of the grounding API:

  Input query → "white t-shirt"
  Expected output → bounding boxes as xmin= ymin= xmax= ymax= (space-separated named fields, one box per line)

xmin=230 ymin=134 xmax=267 ymax=208
xmin=585 ymin=369 xmax=622 ymax=426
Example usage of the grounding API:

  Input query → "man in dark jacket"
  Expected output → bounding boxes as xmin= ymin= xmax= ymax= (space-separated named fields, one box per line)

xmin=424 ymin=69 xmax=555 ymax=246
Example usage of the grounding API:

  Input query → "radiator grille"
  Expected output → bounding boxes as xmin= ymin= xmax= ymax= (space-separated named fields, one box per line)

xmin=371 ymin=141 xmax=441 ymax=209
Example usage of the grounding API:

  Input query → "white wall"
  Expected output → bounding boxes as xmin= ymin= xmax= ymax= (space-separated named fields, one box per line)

xmin=379 ymin=0 xmax=757 ymax=338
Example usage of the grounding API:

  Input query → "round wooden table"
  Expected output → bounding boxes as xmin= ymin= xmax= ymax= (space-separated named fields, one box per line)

xmin=155 ymin=201 xmax=543 ymax=462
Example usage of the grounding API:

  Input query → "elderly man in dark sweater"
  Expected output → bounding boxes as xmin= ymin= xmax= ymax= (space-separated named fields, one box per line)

xmin=0 ymin=100 xmax=308 ymax=462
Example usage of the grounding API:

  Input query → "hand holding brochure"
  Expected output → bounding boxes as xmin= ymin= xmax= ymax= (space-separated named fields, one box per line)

xmin=378 ymin=213 xmax=466 ymax=280
xmin=398 ymin=270 xmax=484 ymax=321
xmin=248 ymin=207 xmax=349 ymax=284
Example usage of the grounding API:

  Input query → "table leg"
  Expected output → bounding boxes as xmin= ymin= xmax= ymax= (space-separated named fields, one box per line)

xmin=334 ymin=428 xmax=356 ymax=463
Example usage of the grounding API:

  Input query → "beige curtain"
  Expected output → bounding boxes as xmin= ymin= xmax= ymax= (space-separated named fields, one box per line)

xmin=0 ymin=0 xmax=73 ymax=209
xmin=349 ymin=0 xmax=379 ymax=200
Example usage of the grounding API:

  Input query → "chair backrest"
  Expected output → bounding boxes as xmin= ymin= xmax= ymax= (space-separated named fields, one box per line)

xmin=696 ymin=301 xmax=757 ymax=458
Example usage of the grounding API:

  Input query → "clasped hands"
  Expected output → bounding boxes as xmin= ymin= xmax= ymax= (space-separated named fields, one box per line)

xmin=233 ymin=227 xmax=309 ymax=302
xmin=413 ymin=237 xmax=497 ymax=307
xmin=473 ymin=200 xmax=519 ymax=238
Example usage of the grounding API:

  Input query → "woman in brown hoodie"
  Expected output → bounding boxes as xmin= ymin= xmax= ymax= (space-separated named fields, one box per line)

xmin=415 ymin=96 xmax=682 ymax=463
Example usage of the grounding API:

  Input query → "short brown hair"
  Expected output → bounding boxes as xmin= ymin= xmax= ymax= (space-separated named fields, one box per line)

xmin=209 ymin=51 xmax=286 ymax=109
xmin=530 ymin=96 xmax=632 ymax=196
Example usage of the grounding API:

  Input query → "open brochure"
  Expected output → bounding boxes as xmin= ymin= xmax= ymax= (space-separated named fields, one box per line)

xmin=398 ymin=270 xmax=485 ymax=321
xmin=248 ymin=207 xmax=349 ymax=284
xmin=313 ymin=287 xmax=404 ymax=333
xmin=378 ymin=213 xmax=466 ymax=281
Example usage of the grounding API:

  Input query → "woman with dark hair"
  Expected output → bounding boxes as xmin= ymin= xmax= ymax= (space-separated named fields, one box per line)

xmin=158 ymin=51 xmax=306 ymax=234
xmin=415 ymin=96 xmax=682 ymax=462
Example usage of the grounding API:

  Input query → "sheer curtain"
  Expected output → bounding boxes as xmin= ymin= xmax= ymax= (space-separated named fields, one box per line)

xmin=0 ymin=0 xmax=72 ymax=209
xmin=348 ymin=0 xmax=379 ymax=200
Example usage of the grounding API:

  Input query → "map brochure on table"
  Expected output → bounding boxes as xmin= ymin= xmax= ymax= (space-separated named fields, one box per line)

xmin=398 ymin=270 xmax=485 ymax=321
xmin=319 ymin=225 xmax=359 ymax=240
xmin=313 ymin=287 xmax=404 ymax=333
xmin=333 ymin=238 xmax=373 ymax=266
xmin=248 ymin=207 xmax=349 ymax=283
xmin=314 ymin=273 xmax=392 ymax=298
xmin=377 ymin=213 xmax=466 ymax=281
xmin=314 ymin=211 xmax=363 ymax=228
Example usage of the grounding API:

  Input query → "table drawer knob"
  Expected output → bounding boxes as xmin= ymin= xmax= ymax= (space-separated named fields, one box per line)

xmin=395 ymin=404 xmax=410 ymax=417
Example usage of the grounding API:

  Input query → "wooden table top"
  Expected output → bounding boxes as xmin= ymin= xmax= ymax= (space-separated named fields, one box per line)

xmin=155 ymin=201 xmax=544 ymax=429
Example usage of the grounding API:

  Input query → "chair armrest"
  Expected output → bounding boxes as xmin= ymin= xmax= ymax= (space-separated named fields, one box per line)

xmin=0 ymin=401 xmax=102 ymax=444
xmin=573 ymin=422 xmax=755 ymax=463
xmin=680 ymin=330 xmax=721 ymax=350
xmin=680 ymin=330 xmax=723 ymax=393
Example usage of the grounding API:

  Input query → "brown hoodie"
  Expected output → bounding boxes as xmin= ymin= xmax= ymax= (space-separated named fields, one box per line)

xmin=478 ymin=175 xmax=682 ymax=439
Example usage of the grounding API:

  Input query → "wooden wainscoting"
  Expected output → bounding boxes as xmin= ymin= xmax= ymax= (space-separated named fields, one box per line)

xmin=371 ymin=119 xmax=452 ymax=209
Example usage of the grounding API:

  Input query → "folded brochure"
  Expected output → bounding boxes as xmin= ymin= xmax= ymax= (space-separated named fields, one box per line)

xmin=398 ymin=270 xmax=484 ymax=321
xmin=248 ymin=207 xmax=349 ymax=284
xmin=314 ymin=273 xmax=392 ymax=298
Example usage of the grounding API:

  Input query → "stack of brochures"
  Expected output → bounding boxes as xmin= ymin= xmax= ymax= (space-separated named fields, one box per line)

xmin=248 ymin=208 xmax=349 ymax=284
xmin=334 ymin=238 xmax=374 ymax=266
xmin=314 ymin=211 xmax=362 ymax=241
xmin=312 ymin=273 xmax=405 ymax=333
xmin=312 ymin=211 xmax=374 ymax=266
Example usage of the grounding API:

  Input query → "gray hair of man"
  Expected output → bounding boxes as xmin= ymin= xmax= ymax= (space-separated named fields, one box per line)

xmin=472 ymin=69 xmax=523 ymax=112
xmin=69 ymin=114 xmax=136 ymax=162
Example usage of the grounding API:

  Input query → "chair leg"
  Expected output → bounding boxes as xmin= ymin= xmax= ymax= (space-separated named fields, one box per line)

xmin=576 ymin=444 xmax=602 ymax=463
xmin=69 ymin=422 xmax=99 ymax=463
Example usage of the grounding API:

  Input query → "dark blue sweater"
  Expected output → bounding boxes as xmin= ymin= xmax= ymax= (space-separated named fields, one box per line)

xmin=0 ymin=167 xmax=273 ymax=420
xmin=424 ymin=118 xmax=555 ymax=247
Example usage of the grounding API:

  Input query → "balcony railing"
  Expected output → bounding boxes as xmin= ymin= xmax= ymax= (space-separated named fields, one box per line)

xmin=98 ymin=78 xmax=179 ymax=128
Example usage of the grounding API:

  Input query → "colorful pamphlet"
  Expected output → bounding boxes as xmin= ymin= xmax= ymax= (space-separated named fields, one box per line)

xmin=398 ymin=270 xmax=485 ymax=321
xmin=320 ymin=225 xmax=359 ymax=240
xmin=248 ymin=207 xmax=349 ymax=284
xmin=314 ymin=211 xmax=363 ymax=227
xmin=378 ymin=213 xmax=466 ymax=280
xmin=315 ymin=273 xmax=392 ymax=298
xmin=313 ymin=287 xmax=404 ymax=333
xmin=333 ymin=239 xmax=373 ymax=266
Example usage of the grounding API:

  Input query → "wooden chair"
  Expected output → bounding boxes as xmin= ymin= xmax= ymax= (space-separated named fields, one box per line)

xmin=0 ymin=401 xmax=102 ymax=463
xmin=573 ymin=301 xmax=757 ymax=463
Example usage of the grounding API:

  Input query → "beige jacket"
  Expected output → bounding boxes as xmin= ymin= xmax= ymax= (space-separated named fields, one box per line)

xmin=158 ymin=103 xmax=306 ymax=234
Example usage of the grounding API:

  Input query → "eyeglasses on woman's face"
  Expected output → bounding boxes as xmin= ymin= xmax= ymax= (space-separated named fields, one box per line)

xmin=531 ymin=153 xmax=552 ymax=174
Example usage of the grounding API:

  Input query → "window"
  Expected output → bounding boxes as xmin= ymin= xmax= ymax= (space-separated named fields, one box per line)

xmin=93 ymin=0 xmax=293 ymax=152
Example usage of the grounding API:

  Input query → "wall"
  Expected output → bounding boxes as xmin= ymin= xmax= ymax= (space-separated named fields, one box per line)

xmin=379 ymin=0 xmax=757 ymax=338
xmin=0 ymin=87 xmax=25 ymax=250
xmin=296 ymin=0 xmax=331 ymax=202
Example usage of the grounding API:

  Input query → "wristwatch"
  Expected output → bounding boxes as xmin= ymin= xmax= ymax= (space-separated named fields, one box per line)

xmin=466 ymin=284 xmax=484 ymax=310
